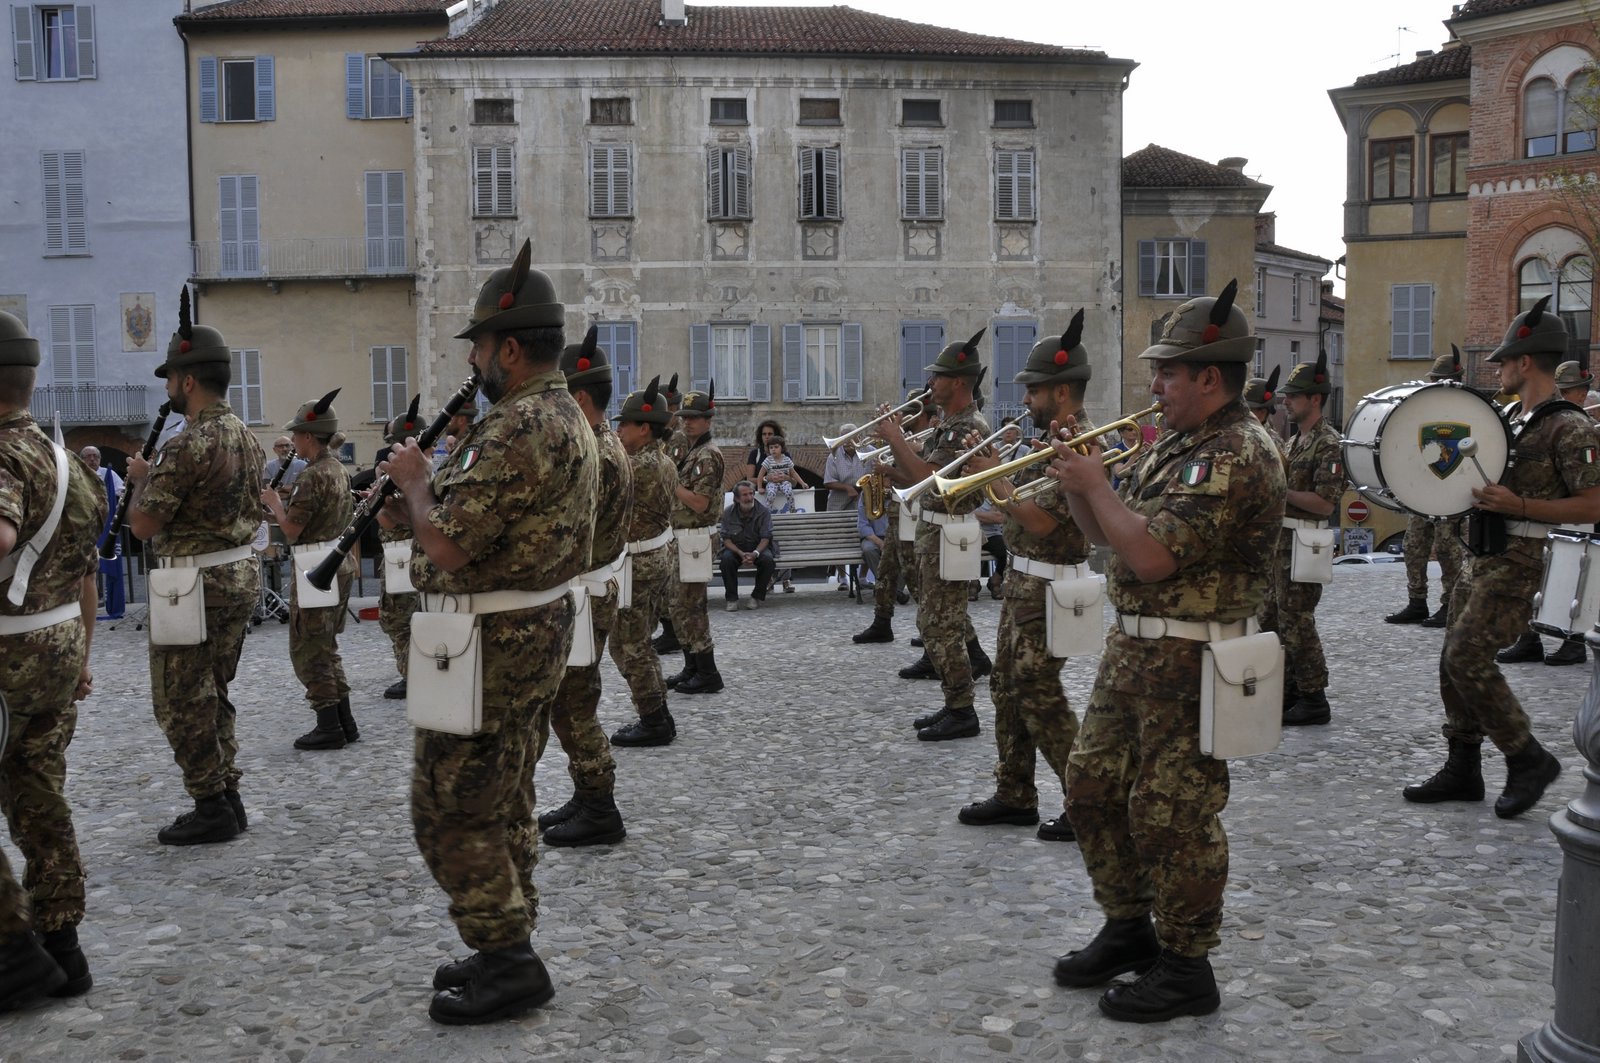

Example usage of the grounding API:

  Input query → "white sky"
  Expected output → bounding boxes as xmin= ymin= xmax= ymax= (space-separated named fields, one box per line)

xmin=748 ymin=0 xmax=1464 ymax=291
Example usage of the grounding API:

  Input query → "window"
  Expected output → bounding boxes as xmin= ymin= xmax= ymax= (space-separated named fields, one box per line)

xmin=710 ymin=97 xmax=747 ymax=125
xmin=473 ymin=98 xmax=514 ymax=124
xmin=901 ymin=147 xmax=943 ymax=220
xmin=781 ymin=323 xmax=862 ymax=402
xmin=589 ymin=97 xmax=630 ymax=125
xmin=900 ymin=321 xmax=943 ymax=392
xmin=1431 ymin=132 xmax=1469 ymax=196
xmin=11 ymin=4 xmax=95 ymax=81
xmin=217 ymin=174 xmax=259 ymax=275
xmin=346 ymin=54 xmax=412 ymax=120
xmin=370 ymin=346 xmax=408 ymax=422
xmin=1526 ymin=78 xmax=1558 ymax=157
xmin=364 ymin=171 xmax=406 ymax=272
xmin=1254 ymin=268 xmax=1265 ymax=317
xmin=1390 ymin=283 xmax=1432 ymax=359
xmin=594 ymin=321 xmax=636 ymax=416
xmin=1369 ymin=138 xmax=1412 ymax=200
xmin=1520 ymin=256 xmax=1594 ymax=360
xmin=798 ymin=146 xmax=840 ymax=221
xmin=40 ymin=149 xmax=86 ymax=254
xmin=993 ymin=99 xmax=1033 ymax=127
xmin=1566 ymin=74 xmax=1597 ymax=153
xmin=690 ymin=323 xmax=773 ymax=401
xmin=994 ymin=149 xmax=1036 ymax=221
xmin=901 ymin=98 xmax=941 ymax=126
xmin=1291 ymin=274 xmax=1302 ymax=321
xmin=1137 ymin=239 xmax=1206 ymax=298
xmin=46 ymin=304 xmax=94 ymax=385
xmin=707 ymin=145 xmax=751 ymax=221
xmin=472 ymin=145 xmax=514 ymax=217
xmin=799 ymin=97 xmax=840 ymax=124
xmin=589 ymin=144 xmax=632 ymax=217
xmin=990 ymin=322 xmax=1037 ymax=426
xmin=1289 ymin=340 xmax=1301 ymax=359
xmin=199 ymin=56 xmax=275 ymax=123
xmin=1253 ymin=339 xmax=1265 ymax=376
xmin=229 ymin=348 xmax=263 ymax=424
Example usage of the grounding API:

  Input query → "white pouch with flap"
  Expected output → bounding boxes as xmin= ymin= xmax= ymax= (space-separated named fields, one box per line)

xmin=675 ymin=527 xmax=713 ymax=584
xmin=407 ymin=611 xmax=484 ymax=736
xmin=567 ymin=585 xmax=596 ymax=668
xmin=147 ymin=567 xmax=207 ymax=647
xmin=382 ymin=541 xmax=416 ymax=595
xmin=897 ymin=503 xmax=919 ymax=543
xmin=937 ymin=520 xmax=982 ymax=582
xmin=1290 ymin=527 xmax=1335 ymax=585
xmin=1045 ymin=576 xmax=1106 ymax=659
xmin=293 ymin=547 xmax=343 ymax=609
xmin=1199 ymin=630 xmax=1284 ymax=760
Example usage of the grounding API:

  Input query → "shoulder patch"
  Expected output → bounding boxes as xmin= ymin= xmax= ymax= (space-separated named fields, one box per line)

xmin=1583 ymin=444 xmax=1598 ymax=465
xmin=1329 ymin=460 xmax=1342 ymax=476
xmin=154 ymin=451 xmax=165 ymax=467
xmin=1180 ymin=460 xmax=1211 ymax=487
xmin=459 ymin=445 xmax=482 ymax=473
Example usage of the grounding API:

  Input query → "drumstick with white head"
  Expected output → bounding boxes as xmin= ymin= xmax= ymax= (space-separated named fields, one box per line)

xmin=1458 ymin=437 xmax=1493 ymax=486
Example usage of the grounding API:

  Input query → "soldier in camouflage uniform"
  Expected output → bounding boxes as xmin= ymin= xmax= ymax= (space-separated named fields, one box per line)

xmin=853 ymin=390 xmax=934 ymax=644
xmin=535 ymin=327 xmax=630 ymax=846
xmin=1386 ymin=348 xmax=1468 ymax=628
xmin=955 ymin=313 xmax=1093 ymax=842
xmin=260 ymin=390 xmax=357 ymax=751
xmin=128 ymin=289 xmax=264 ymax=847
xmin=663 ymin=386 xmax=726 ymax=697
xmin=1404 ymin=296 xmax=1600 ymax=820
xmin=1243 ymin=366 xmax=1284 ymax=457
xmin=379 ymin=406 xmax=422 ymax=700
xmin=1264 ymin=350 xmax=1345 ymax=727
xmin=1046 ymin=281 xmax=1284 ymax=1023
xmin=380 ymin=241 xmax=597 ymax=1025
xmin=0 ymin=310 xmax=103 ymax=1009
xmin=650 ymin=375 xmax=687 ymax=654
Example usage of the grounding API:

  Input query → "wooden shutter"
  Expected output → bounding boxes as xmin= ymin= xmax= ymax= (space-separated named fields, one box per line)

xmin=41 ymin=151 xmax=63 ymax=251
xmin=1188 ymin=240 xmax=1206 ymax=296
xmin=49 ymin=305 xmax=95 ymax=385
xmin=706 ymin=146 xmax=723 ymax=220
xmin=220 ymin=174 xmax=262 ymax=273
xmin=600 ymin=323 xmax=635 ymax=415
xmin=198 ymin=56 xmax=217 ymax=122
xmin=689 ymin=324 xmax=711 ymax=392
xmin=798 ymin=147 xmax=816 ymax=219
xmin=821 ymin=146 xmax=839 ymax=219
xmin=254 ymin=55 xmax=274 ymax=121
xmin=900 ymin=321 xmax=942 ymax=390
xmin=1138 ymin=240 xmax=1155 ymax=296
xmin=12 ymin=6 xmax=35 ymax=80
xmin=841 ymin=323 xmax=863 ymax=402
xmin=402 ymin=76 xmax=413 ymax=118
xmin=749 ymin=324 xmax=772 ymax=401
xmin=732 ymin=146 xmax=751 ymax=219
xmin=370 ymin=346 xmax=388 ymax=419
xmin=73 ymin=4 xmax=92 ymax=78
xmin=386 ymin=171 xmax=405 ymax=268
xmin=782 ymin=324 xmax=805 ymax=401
xmin=590 ymin=145 xmax=628 ymax=217
xmin=901 ymin=149 xmax=919 ymax=217
xmin=345 ymin=53 xmax=365 ymax=119
xmin=473 ymin=147 xmax=493 ymax=215
xmin=1391 ymin=286 xmax=1411 ymax=358
xmin=61 ymin=150 xmax=86 ymax=251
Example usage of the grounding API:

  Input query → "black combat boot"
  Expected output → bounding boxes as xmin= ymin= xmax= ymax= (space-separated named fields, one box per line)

xmin=1495 ymin=738 xmax=1562 ymax=819
xmin=157 ymin=794 xmax=240 ymax=846
xmin=1037 ymin=813 xmax=1076 ymax=842
xmin=1097 ymin=949 xmax=1220 ymax=1023
xmin=1282 ymin=680 xmax=1301 ymax=714
xmin=898 ymin=652 xmax=939 ymax=680
xmin=41 ymin=925 xmax=92 ymax=997
xmin=957 ymin=796 xmax=1038 ymax=826
xmin=967 ymin=638 xmax=992 ymax=679
xmin=428 ymin=940 xmax=555 ymax=1025
xmin=1402 ymin=738 xmax=1484 ymax=803
xmin=383 ymin=678 xmax=407 ymax=700
xmin=1385 ymin=598 xmax=1429 ymax=624
xmin=651 ymin=621 xmax=681 ymax=654
xmin=537 ymin=795 xmax=580 ymax=832
xmin=679 ymin=651 xmax=724 ymax=695
xmin=337 ymin=695 xmax=360 ymax=743
xmin=910 ymin=636 xmax=924 ymax=648
xmin=912 ymin=706 xmax=949 ymax=730
xmin=433 ymin=951 xmax=480 ymax=991
xmin=1282 ymin=690 xmax=1331 ymax=726
xmin=1053 ymin=915 xmax=1160 ymax=988
xmin=665 ymin=654 xmax=698 ymax=691
xmin=611 ymin=708 xmax=675 ymax=747
xmin=1496 ymin=631 xmax=1545 ymax=663
xmin=224 ymin=789 xmax=248 ymax=832
xmin=1546 ymin=638 xmax=1587 ymax=666
xmin=293 ymin=704 xmax=347 ymax=750
xmin=543 ymin=792 xmax=625 ymax=848
xmin=1420 ymin=602 xmax=1450 ymax=628
xmin=0 ymin=931 xmax=65 ymax=1011
xmin=917 ymin=707 xmax=979 ymax=741
xmin=852 ymin=615 xmax=894 ymax=644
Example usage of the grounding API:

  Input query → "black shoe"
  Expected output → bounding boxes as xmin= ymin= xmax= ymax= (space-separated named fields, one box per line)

xmin=1420 ymin=603 xmax=1450 ymax=628
xmin=852 ymin=616 xmax=894 ymax=644
xmin=967 ymin=638 xmax=992 ymax=680
xmin=898 ymin=652 xmax=939 ymax=680
xmin=1403 ymin=739 xmax=1485 ymax=803
xmin=912 ymin=706 xmax=949 ymax=730
xmin=651 ymin=624 xmax=681 ymax=654
xmin=294 ymin=704 xmax=347 ymax=750
xmin=543 ymin=794 xmax=626 ymax=848
xmin=1496 ymin=632 xmax=1545 ymax=663
xmin=957 ymin=796 xmax=1038 ymax=826
xmin=917 ymin=707 xmax=980 ymax=742
xmin=40 ymin=926 xmax=92 ymax=998
xmin=158 ymin=794 xmax=240 ymax=846
xmin=611 ymin=709 xmax=675 ymax=747
xmin=1097 ymin=949 xmax=1220 ymax=1024
xmin=1281 ymin=682 xmax=1300 ymax=714
xmin=225 ymin=789 xmax=248 ymax=832
xmin=665 ymin=656 xmax=698 ymax=691
xmin=428 ymin=941 xmax=555 ymax=1026
xmin=0 ymin=931 xmax=65 ymax=1012
xmin=678 ymin=651 xmax=724 ymax=695
xmin=433 ymin=952 xmax=480 ymax=992
xmin=1282 ymin=690 xmax=1330 ymax=726
xmin=1053 ymin=916 xmax=1160 ymax=988
xmin=1385 ymin=599 xmax=1430 ymax=624
xmin=910 ymin=636 xmax=924 ymax=648
xmin=337 ymin=695 xmax=359 ymax=743
xmin=1546 ymin=639 xmax=1587 ymax=666
xmin=1038 ymin=814 xmax=1076 ymax=842
xmin=537 ymin=796 xmax=579 ymax=832
xmin=896 ymin=590 xmax=911 ymax=606
xmin=384 ymin=678 xmax=408 ymax=700
xmin=1495 ymin=739 xmax=1562 ymax=819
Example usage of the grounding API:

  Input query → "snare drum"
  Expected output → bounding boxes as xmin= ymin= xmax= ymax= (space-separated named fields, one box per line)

xmin=1343 ymin=381 xmax=1510 ymax=518
xmin=1532 ymin=530 xmax=1600 ymax=638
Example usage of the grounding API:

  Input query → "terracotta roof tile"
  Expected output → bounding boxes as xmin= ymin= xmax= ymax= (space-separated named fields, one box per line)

xmin=1451 ymin=0 xmax=1568 ymax=21
xmin=1351 ymin=44 xmax=1471 ymax=87
xmin=1122 ymin=144 xmax=1264 ymax=189
xmin=1256 ymin=241 xmax=1332 ymax=266
xmin=414 ymin=1 xmax=1108 ymax=59
xmin=180 ymin=0 xmax=451 ymax=21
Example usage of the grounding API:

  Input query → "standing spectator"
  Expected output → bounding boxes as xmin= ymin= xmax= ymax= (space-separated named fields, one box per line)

xmin=756 ymin=436 xmax=798 ymax=513
xmin=80 ymin=445 xmax=125 ymax=618
xmin=717 ymin=481 xmax=775 ymax=610
xmin=262 ymin=437 xmax=306 ymax=489
xmin=857 ymin=489 xmax=889 ymax=589
xmin=824 ymin=428 xmax=873 ymax=591
xmin=975 ymin=499 xmax=1007 ymax=599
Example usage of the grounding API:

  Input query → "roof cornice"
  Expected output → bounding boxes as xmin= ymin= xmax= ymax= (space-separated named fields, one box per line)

xmin=1450 ymin=0 xmax=1586 ymax=42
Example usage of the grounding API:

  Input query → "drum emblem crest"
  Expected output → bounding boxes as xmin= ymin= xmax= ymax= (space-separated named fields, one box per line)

xmin=1419 ymin=422 xmax=1470 ymax=480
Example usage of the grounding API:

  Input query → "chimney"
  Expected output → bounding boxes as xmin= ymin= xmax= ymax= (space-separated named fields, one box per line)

xmin=662 ymin=0 xmax=686 ymax=25
xmin=1415 ymin=49 xmax=1435 ymax=59
xmin=1254 ymin=212 xmax=1276 ymax=246
xmin=1217 ymin=156 xmax=1247 ymax=173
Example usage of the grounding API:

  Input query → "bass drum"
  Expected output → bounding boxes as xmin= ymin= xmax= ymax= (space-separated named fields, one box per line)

xmin=1342 ymin=381 xmax=1510 ymax=518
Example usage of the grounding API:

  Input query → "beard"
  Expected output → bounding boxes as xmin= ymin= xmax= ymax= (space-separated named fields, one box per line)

xmin=479 ymin=354 xmax=509 ymax=404
xmin=168 ymin=389 xmax=189 ymax=416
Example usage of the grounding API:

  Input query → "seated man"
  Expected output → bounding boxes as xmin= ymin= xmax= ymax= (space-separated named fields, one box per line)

xmin=858 ymin=490 xmax=888 ymax=590
xmin=718 ymin=480 xmax=776 ymax=611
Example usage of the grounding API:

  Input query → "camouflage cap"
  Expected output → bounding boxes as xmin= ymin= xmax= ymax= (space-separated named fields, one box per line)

xmin=1138 ymin=280 xmax=1254 ymax=363
xmin=560 ymin=325 xmax=612 ymax=388
xmin=155 ymin=287 xmax=230 ymax=379
xmin=614 ymin=375 xmax=671 ymax=425
xmin=385 ymin=395 xmax=422 ymax=444
xmin=0 ymin=311 xmax=40 ymax=368
xmin=924 ymin=329 xmax=985 ymax=377
xmin=283 ymin=388 xmax=341 ymax=437
xmin=1427 ymin=344 xmax=1465 ymax=381
xmin=454 ymin=239 xmax=564 ymax=339
xmin=680 ymin=380 xmax=716 ymax=418
xmin=1488 ymin=295 xmax=1569 ymax=363
xmin=1014 ymin=310 xmax=1092 ymax=386
xmin=1243 ymin=365 xmax=1281 ymax=410
xmin=1555 ymin=360 xmax=1592 ymax=391
xmin=1280 ymin=349 xmax=1331 ymax=396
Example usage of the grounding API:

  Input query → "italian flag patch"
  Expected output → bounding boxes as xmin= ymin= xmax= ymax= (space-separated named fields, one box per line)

xmin=459 ymin=445 xmax=481 ymax=472
xmin=1582 ymin=445 xmax=1598 ymax=465
xmin=1180 ymin=460 xmax=1211 ymax=486
xmin=1329 ymin=461 xmax=1342 ymax=476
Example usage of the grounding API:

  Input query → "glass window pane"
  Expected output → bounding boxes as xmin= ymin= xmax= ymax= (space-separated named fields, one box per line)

xmin=223 ymin=60 xmax=256 ymax=121
xmin=1521 ymin=259 xmax=1554 ymax=312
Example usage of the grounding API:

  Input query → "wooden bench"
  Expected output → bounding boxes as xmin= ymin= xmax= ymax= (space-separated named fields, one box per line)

xmin=733 ymin=509 xmax=867 ymax=599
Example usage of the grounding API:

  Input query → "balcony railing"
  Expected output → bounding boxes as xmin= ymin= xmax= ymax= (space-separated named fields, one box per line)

xmin=30 ymin=384 xmax=154 ymax=426
xmin=190 ymin=237 xmax=415 ymax=281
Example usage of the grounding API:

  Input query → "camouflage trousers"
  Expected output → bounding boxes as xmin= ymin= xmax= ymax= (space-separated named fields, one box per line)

xmin=873 ymin=528 xmax=921 ymax=620
xmin=1403 ymin=516 xmax=1466 ymax=606
xmin=379 ymin=590 xmax=419 ymax=677
xmin=1269 ymin=535 xmax=1328 ymax=694
xmin=914 ymin=521 xmax=977 ymax=710
xmin=666 ymin=534 xmax=716 ymax=654
xmin=412 ymin=594 xmax=574 ymax=952
xmin=609 ymin=545 xmax=673 ymax=717
xmin=1439 ymin=548 xmax=1539 ymax=754
xmin=289 ymin=557 xmax=353 ymax=709
xmin=150 ymin=559 xmax=256 ymax=800
xmin=1437 ymin=518 xmax=1466 ymax=607
xmin=0 ymin=617 xmax=87 ymax=936
xmin=1067 ymin=633 xmax=1230 ymax=958
xmin=990 ymin=575 xmax=1078 ymax=811
xmin=537 ymin=589 xmax=618 ymax=795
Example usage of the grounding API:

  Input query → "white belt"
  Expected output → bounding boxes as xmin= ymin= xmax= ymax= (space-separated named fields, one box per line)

xmin=576 ymin=553 xmax=625 ymax=597
xmin=1507 ymin=520 xmax=1557 ymax=540
xmin=419 ymin=585 xmax=571 ymax=615
xmin=291 ymin=538 xmax=337 ymax=556
xmin=1281 ymin=517 xmax=1324 ymax=531
xmin=1117 ymin=613 xmax=1253 ymax=642
xmin=1010 ymin=557 xmax=1088 ymax=582
xmin=0 ymin=602 xmax=80 ymax=637
xmin=159 ymin=545 xmax=253 ymax=569
xmin=920 ymin=512 xmax=976 ymax=526
xmin=627 ymin=528 xmax=673 ymax=554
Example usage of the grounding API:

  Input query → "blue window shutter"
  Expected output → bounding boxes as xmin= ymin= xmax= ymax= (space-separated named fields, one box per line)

xmin=1189 ymin=240 xmax=1207 ymax=296
xmin=255 ymin=55 xmax=274 ymax=121
xmin=689 ymin=324 xmax=711 ymax=391
xmin=782 ymin=324 xmax=805 ymax=402
xmin=600 ymin=322 xmax=635 ymax=415
xmin=749 ymin=324 xmax=772 ymax=401
xmin=74 ymin=5 xmax=94 ymax=79
xmin=402 ymin=76 xmax=413 ymax=118
xmin=841 ymin=323 xmax=863 ymax=402
xmin=199 ymin=56 xmax=218 ymax=122
xmin=13 ymin=6 xmax=37 ymax=81
xmin=345 ymin=53 xmax=365 ymax=119
xmin=1138 ymin=240 xmax=1155 ymax=296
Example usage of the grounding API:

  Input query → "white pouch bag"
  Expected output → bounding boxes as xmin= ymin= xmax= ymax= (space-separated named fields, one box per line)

xmin=293 ymin=547 xmax=343 ymax=609
xmin=1045 ymin=576 xmax=1106 ymax=659
xmin=616 ymin=554 xmax=635 ymax=610
xmin=407 ymin=611 xmax=484 ymax=736
xmin=676 ymin=527 xmax=713 ymax=584
xmin=567 ymin=585 xmax=596 ymax=667
xmin=382 ymin=540 xmax=416 ymax=595
xmin=937 ymin=520 xmax=982 ymax=582
xmin=1290 ymin=527 xmax=1336 ymax=585
xmin=1199 ymin=631 xmax=1285 ymax=759
xmin=147 ymin=567 xmax=207 ymax=647
xmin=897 ymin=503 xmax=919 ymax=543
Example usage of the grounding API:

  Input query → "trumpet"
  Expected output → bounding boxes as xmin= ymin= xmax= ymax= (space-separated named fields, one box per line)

xmin=857 ymin=423 xmax=938 ymax=463
xmin=894 ymin=423 xmax=1018 ymax=508
xmin=822 ymin=388 xmax=933 ymax=449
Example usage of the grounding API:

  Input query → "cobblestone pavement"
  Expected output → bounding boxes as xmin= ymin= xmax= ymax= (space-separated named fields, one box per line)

xmin=0 ymin=564 xmax=1587 ymax=1062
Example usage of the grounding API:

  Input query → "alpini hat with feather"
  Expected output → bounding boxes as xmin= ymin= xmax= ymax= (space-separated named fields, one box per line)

xmin=1138 ymin=280 xmax=1254 ymax=363
xmin=454 ymin=240 xmax=564 ymax=339
xmin=1281 ymin=349 xmax=1331 ymax=396
xmin=1014 ymin=311 xmax=1092 ymax=385
xmin=156 ymin=287 xmax=230 ymax=379
xmin=614 ymin=375 xmax=671 ymax=426
xmin=283 ymin=388 xmax=342 ymax=438
xmin=924 ymin=329 xmax=986 ymax=378
xmin=680 ymin=380 xmax=716 ymax=418
xmin=560 ymin=325 xmax=612 ymax=388
xmin=385 ymin=395 xmax=421 ymax=444
xmin=663 ymin=372 xmax=682 ymax=408
xmin=1243 ymin=366 xmax=1280 ymax=410
xmin=1555 ymin=359 xmax=1593 ymax=391
xmin=0 ymin=311 xmax=39 ymax=368
xmin=1488 ymin=295 xmax=1570 ymax=363
xmin=1428 ymin=345 xmax=1465 ymax=381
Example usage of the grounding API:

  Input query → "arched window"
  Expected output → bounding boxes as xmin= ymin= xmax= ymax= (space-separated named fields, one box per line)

xmin=1566 ymin=73 xmax=1598 ymax=152
xmin=1518 ymin=255 xmax=1593 ymax=361
xmin=1525 ymin=78 xmax=1558 ymax=157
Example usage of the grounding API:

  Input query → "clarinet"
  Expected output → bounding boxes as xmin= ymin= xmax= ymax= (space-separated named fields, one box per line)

xmin=98 ymin=401 xmax=172 ymax=560
xmin=305 ymin=373 xmax=479 ymax=591
xmin=267 ymin=446 xmax=298 ymax=491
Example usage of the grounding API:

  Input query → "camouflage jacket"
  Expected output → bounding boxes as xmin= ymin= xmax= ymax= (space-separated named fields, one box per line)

xmin=589 ymin=422 xmax=633 ymax=567
xmin=665 ymin=426 xmax=691 ymax=468
xmin=0 ymin=410 xmax=105 ymax=615
xmin=627 ymin=439 xmax=676 ymax=543
xmin=1497 ymin=397 xmax=1600 ymax=569
xmin=1003 ymin=431 xmax=1089 ymax=568
xmin=1284 ymin=418 xmax=1344 ymax=522
xmin=283 ymin=448 xmax=352 ymax=546
xmin=672 ymin=432 xmax=724 ymax=530
xmin=138 ymin=399 xmax=264 ymax=557
xmin=923 ymin=401 xmax=991 ymax=517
